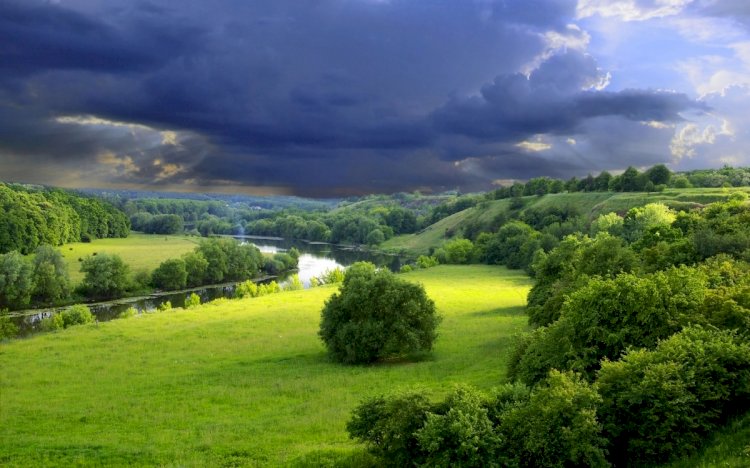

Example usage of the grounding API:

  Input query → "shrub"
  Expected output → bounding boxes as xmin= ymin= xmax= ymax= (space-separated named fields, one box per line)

xmin=40 ymin=313 xmax=64 ymax=331
xmin=184 ymin=293 xmax=201 ymax=309
xmin=235 ymin=280 xmax=259 ymax=298
xmin=347 ymin=390 xmax=434 ymax=466
xmin=500 ymin=371 xmax=609 ymax=468
xmin=119 ymin=307 xmax=137 ymax=319
xmin=415 ymin=255 xmax=439 ymax=269
xmin=79 ymin=253 xmax=129 ymax=300
xmin=442 ymin=238 xmax=476 ymax=264
xmin=416 ymin=386 xmax=503 ymax=467
xmin=597 ymin=326 xmax=750 ymax=465
xmin=151 ymin=258 xmax=188 ymax=290
xmin=0 ymin=310 xmax=18 ymax=339
xmin=157 ymin=301 xmax=172 ymax=312
xmin=60 ymin=304 xmax=94 ymax=328
xmin=399 ymin=264 xmax=413 ymax=273
xmin=319 ymin=262 xmax=441 ymax=364
xmin=283 ymin=274 xmax=304 ymax=291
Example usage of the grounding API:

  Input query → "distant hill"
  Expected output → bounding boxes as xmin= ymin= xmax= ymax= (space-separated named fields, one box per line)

xmin=382 ymin=187 xmax=750 ymax=254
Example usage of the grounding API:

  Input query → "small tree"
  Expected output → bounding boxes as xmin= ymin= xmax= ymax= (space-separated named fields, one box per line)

xmin=79 ymin=253 xmax=129 ymax=300
xmin=319 ymin=262 xmax=440 ymax=364
xmin=152 ymin=258 xmax=188 ymax=290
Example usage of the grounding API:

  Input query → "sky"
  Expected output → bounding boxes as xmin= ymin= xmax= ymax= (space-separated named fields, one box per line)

xmin=1 ymin=0 xmax=749 ymax=197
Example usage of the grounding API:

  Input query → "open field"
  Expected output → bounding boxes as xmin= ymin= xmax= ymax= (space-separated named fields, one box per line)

xmin=58 ymin=233 xmax=201 ymax=284
xmin=383 ymin=187 xmax=750 ymax=254
xmin=0 ymin=265 xmax=532 ymax=466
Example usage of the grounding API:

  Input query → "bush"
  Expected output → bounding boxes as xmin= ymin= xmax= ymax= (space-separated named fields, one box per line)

xmin=399 ymin=264 xmax=413 ymax=273
xmin=60 ymin=304 xmax=94 ymax=328
xmin=79 ymin=253 xmax=129 ymax=300
xmin=415 ymin=255 xmax=439 ymax=269
xmin=442 ymin=238 xmax=476 ymax=264
xmin=347 ymin=391 xmax=434 ymax=466
xmin=235 ymin=280 xmax=259 ymax=298
xmin=119 ymin=307 xmax=137 ymax=318
xmin=283 ymin=274 xmax=304 ymax=291
xmin=597 ymin=326 xmax=750 ymax=465
xmin=184 ymin=293 xmax=201 ymax=309
xmin=151 ymin=258 xmax=188 ymax=290
xmin=501 ymin=371 xmax=609 ymax=468
xmin=40 ymin=313 xmax=64 ymax=331
xmin=157 ymin=301 xmax=172 ymax=312
xmin=416 ymin=386 xmax=503 ymax=467
xmin=319 ymin=262 xmax=441 ymax=364
xmin=0 ymin=310 xmax=18 ymax=339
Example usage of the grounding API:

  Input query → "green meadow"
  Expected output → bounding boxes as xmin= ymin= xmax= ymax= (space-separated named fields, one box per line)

xmin=0 ymin=265 xmax=532 ymax=466
xmin=58 ymin=233 xmax=201 ymax=284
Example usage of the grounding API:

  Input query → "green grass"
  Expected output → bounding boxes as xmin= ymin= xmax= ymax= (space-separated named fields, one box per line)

xmin=383 ymin=188 xmax=750 ymax=254
xmin=59 ymin=233 xmax=201 ymax=284
xmin=0 ymin=265 xmax=532 ymax=466
xmin=666 ymin=412 xmax=750 ymax=468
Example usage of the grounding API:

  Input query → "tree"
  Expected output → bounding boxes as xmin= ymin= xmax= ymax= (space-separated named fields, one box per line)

xmin=182 ymin=251 xmax=209 ymax=287
xmin=80 ymin=253 xmax=130 ymax=299
xmin=151 ymin=258 xmax=188 ymax=290
xmin=441 ymin=238 xmax=476 ymax=264
xmin=319 ymin=262 xmax=441 ymax=364
xmin=31 ymin=245 xmax=71 ymax=303
xmin=0 ymin=251 xmax=33 ymax=309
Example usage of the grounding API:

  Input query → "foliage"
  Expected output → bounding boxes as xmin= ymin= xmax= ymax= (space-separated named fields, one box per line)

xmin=415 ymin=255 xmax=439 ymax=269
xmin=182 ymin=293 xmax=200 ymax=309
xmin=119 ymin=307 xmax=137 ymax=318
xmin=319 ymin=262 xmax=440 ymax=364
xmin=157 ymin=301 xmax=172 ymax=312
xmin=60 ymin=304 xmax=94 ymax=328
xmin=311 ymin=267 xmax=345 ymax=286
xmin=151 ymin=258 xmax=188 ymax=290
xmin=283 ymin=274 xmax=304 ymax=291
xmin=597 ymin=326 xmax=750 ymax=465
xmin=416 ymin=386 xmax=503 ymax=467
xmin=440 ymin=238 xmax=476 ymax=264
xmin=0 ymin=183 xmax=129 ymax=254
xmin=0 ymin=251 xmax=33 ymax=309
xmin=0 ymin=310 xmax=18 ymax=339
xmin=79 ymin=253 xmax=130 ymax=300
xmin=500 ymin=371 xmax=609 ymax=468
xmin=348 ymin=391 xmax=434 ymax=466
xmin=40 ymin=313 xmax=64 ymax=331
xmin=182 ymin=251 xmax=209 ymax=287
xmin=31 ymin=244 xmax=71 ymax=303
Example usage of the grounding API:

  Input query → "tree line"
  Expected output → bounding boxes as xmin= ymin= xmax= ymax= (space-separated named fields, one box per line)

xmin=0 ymin=183 xmax=129 ymax=254
xmin=0 ymin=238 xmax=297 ymax=312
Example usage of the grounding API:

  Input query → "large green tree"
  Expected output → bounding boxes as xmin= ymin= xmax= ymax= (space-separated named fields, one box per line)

xmin=80 ymin=253 xmax=130 ymax=300
xmin=319 ymin=262 xmax=441 ymax=364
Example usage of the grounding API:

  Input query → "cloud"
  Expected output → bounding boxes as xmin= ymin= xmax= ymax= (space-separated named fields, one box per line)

xmin=0 ymin=0 xmax=743 ymax=195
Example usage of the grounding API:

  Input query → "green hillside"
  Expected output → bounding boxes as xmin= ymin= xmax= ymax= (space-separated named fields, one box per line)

xmin=382 ymin=187 xmax=750 ymax=254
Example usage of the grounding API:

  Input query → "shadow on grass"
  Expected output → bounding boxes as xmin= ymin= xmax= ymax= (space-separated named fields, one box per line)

xmin=289 ymin=447 xmax=378 ymax=468
xmin=469 ymin=305 xmax=527 ymax=318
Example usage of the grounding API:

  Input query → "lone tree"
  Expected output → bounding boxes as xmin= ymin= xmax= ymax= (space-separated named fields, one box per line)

xmin=319 ymin=262 xmax=440 ymax=364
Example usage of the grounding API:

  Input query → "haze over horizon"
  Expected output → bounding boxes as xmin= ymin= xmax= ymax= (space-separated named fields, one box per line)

xmin=1 ymin=0 xmax=749 ymax=196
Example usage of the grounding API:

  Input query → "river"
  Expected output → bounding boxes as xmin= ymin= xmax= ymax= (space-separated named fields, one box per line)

xmin=7 ymin=237 xmax=408 ymax=337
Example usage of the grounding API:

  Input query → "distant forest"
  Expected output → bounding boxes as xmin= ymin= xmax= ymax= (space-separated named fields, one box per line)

xmin=0 ymin=183 xmax=129 ymax=254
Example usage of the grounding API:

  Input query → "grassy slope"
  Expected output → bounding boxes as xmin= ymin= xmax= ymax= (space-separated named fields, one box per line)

xmin=667 ymin=412 xmax=750 ymax=467
xmin=0 ymin=265 xmax=531 ymax=466
xmin=383 ymin=187 xmax=750 ymax=254
xmin=58 ymin=233 xmax=201 ymax=284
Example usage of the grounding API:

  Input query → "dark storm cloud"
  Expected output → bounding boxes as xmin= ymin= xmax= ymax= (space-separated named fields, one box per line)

xmin=432 ymin=50 xmax=702 ymax=143
xmin=0 ymin=0 xmax=711 ymax=195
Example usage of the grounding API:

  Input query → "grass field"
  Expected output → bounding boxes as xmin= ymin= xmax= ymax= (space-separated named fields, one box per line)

xmin=0 ymin=265 xmax=532 ymax=466
xmin=58 ymin=233 xmax=202 ymax=284
xmin=383 ymin=187 xmax=750 ymax=254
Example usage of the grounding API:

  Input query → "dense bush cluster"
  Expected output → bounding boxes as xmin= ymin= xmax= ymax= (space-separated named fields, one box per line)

xmin=319 ymin=262 xmax=440 ymax=364
xmin=348 ymin=195 xmax=750 ymax=466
